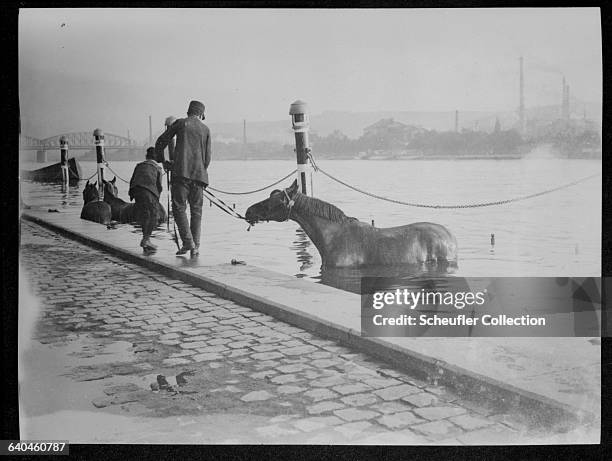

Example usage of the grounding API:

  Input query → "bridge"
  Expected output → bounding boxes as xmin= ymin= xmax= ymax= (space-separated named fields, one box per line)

xmin=20 ymin=132 xmax=144 ymax=162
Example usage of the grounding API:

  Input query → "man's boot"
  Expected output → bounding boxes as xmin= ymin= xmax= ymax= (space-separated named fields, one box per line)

xmin=140 ymin=238 xmax=157 ymax=251
xmin=176 ymin=245 xmax=192 ymax=255
xmin=174 ymin=213 xmax=194 ymax=256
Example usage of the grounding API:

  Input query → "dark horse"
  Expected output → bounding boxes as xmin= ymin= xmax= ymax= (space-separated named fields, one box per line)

xmin=102 ymin=177 xmax=167 ymax=224
xmin=245 ymin=180 xmax=458 ymax=269
xmin=80 ymin=181 xmax=112 ymax=225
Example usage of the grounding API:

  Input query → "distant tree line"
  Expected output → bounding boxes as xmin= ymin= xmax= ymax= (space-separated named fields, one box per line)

xmin=211 ymin=117 xmax=601 ymax=159
xmin=408 ymin=129 xmax=524 ymax=156
xmin=528 ymin=120 xmax=601 ymax=155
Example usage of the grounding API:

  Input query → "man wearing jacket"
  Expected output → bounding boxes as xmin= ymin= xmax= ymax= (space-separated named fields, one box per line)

xmin=155 ymin=100 xmax=211 ymax=258
xmin=129 ymin=147 xmax=164 ymax=252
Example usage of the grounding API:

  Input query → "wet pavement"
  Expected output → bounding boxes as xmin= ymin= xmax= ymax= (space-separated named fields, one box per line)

xmin=18 ymin=220 xmax=596 ymax=444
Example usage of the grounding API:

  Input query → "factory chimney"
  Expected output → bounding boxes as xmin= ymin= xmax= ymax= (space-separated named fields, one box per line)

xmin=519 ymin=57 xmax=525 ymax=135
xmin=561 ymin=76 xmax=566 ymax=119
xmin=565 ymin=84 xmax=570 ymax=121
xmin=561 ymin=75 xmax=572 ymax=122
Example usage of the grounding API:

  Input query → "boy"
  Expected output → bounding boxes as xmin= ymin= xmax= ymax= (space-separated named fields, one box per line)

xmin=129 ymin=147 xmax=163 ymax=252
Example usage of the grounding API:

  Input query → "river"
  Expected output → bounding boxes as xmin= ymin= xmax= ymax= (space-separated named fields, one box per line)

xmin=20 ymin=157 xmax=601 ymax=293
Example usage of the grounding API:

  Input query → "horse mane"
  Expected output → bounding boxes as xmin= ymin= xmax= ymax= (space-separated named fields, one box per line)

xmin=293 ymin=193 xmax=354 ymax=223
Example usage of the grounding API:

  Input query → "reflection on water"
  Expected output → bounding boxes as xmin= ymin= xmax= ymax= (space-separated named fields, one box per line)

xmin=291 ymin=228 xmax=314 ymax=276
xmin=317 ymin=263 xmax=457 ymax=295
xmin=21 ymin=180 xmax=82 ymax=210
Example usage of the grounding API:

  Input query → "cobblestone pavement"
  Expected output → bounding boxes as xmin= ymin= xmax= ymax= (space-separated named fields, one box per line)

xmin=19 ymin=220 xmax=563 ymax=444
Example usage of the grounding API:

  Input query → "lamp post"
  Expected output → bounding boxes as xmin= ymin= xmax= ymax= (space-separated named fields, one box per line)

xmin=289 ymin=100 xmax=311 ymax=195
xmin=93 ymin=128 xmax=106 ymax=200
xmin=60 ymin=135 xmax=69 ymax=184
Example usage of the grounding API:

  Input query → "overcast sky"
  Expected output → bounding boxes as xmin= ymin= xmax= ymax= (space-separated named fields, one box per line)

xmin=19 ymin=8 xmax=601 ymax=140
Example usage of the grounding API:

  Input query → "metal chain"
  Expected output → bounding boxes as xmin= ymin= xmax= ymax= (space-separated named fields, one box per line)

xmin=104 ymin=162 xmax=130 ymax=184
xmin=85 ymin=170 xmax=97 ymax=181
xmin=315 ymin=163 xmax=600 ymax=209
xmin=208 ymin=170 xmax=297 ymax=195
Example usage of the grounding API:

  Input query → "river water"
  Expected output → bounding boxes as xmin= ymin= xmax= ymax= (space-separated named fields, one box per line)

xmin=20 ymin=157 xmax=601 ymax=293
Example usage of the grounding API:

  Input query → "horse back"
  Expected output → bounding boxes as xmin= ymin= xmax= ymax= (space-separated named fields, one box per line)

xmin=375 ymin=222 xmax=457 ymax=264
xmin=81 ymin=201 xmax=112 ymax=225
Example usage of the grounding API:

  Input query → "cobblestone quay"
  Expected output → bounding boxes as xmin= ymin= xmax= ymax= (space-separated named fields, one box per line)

xmin=19 ymin=220 xmax=575 ymax=444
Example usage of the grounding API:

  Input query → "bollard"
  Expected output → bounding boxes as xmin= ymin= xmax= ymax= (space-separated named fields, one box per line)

xmin=93 ymin=129 xmax=106 ymax=201
xmin=289 ymin=100 xmax=311 ymax=195
xmin=60 ymin=135 xmax=69 ymax=184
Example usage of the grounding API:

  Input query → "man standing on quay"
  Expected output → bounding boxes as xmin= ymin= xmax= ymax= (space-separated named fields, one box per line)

xmin=155 ymin=100 xmax=211 ymax=258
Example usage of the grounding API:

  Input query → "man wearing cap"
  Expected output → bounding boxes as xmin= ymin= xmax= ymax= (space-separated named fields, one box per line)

xmin=155 ymin=100 xmax=211 ymax=258
xmin=129 ymin=147 xmax=164 ymax=252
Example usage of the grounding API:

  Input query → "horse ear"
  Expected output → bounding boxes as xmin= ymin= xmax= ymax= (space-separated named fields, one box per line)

xmin=289 ymin=179 xmax=298 ymax=193
xmin=112 ymin=177 xmax=116 ymax=184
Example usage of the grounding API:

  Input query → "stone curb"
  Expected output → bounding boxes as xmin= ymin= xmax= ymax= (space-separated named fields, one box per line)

xmin=21 ymin=211 xmax=595 ymax=427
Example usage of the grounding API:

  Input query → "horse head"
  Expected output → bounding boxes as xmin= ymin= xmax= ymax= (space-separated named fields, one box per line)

xmin=245 ymin=179 xmax=299 ymax=225
xmin=82 ymin=181 xmax=99 ymax=203
xmin=102 ymin=177 xmax=119 ymax=200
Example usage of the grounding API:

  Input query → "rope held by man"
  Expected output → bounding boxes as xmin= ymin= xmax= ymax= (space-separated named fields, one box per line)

xmin=202 ymin=188 xmax=246 ymax=220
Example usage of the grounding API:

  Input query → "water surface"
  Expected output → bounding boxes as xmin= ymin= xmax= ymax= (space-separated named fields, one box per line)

xmin=20 ymin=158 xmax=601 ymax=293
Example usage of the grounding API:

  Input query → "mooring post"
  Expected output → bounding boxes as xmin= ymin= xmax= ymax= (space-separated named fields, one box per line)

xmin=60 ymin=135 xmax=69 ymax=184
xmin=93 ymin=128 xmax=106 ymax=201
xmin=289 ymin=100 xmax=311 ymax=196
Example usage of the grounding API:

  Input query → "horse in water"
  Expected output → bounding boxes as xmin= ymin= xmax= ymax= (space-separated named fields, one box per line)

xmin=80 ymin=181 xmax=112 ymax=225
xmin=245 ymin=180 xmax=458 ymax=269
xmin=102 ymin=177 xmax=167 ymax=224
